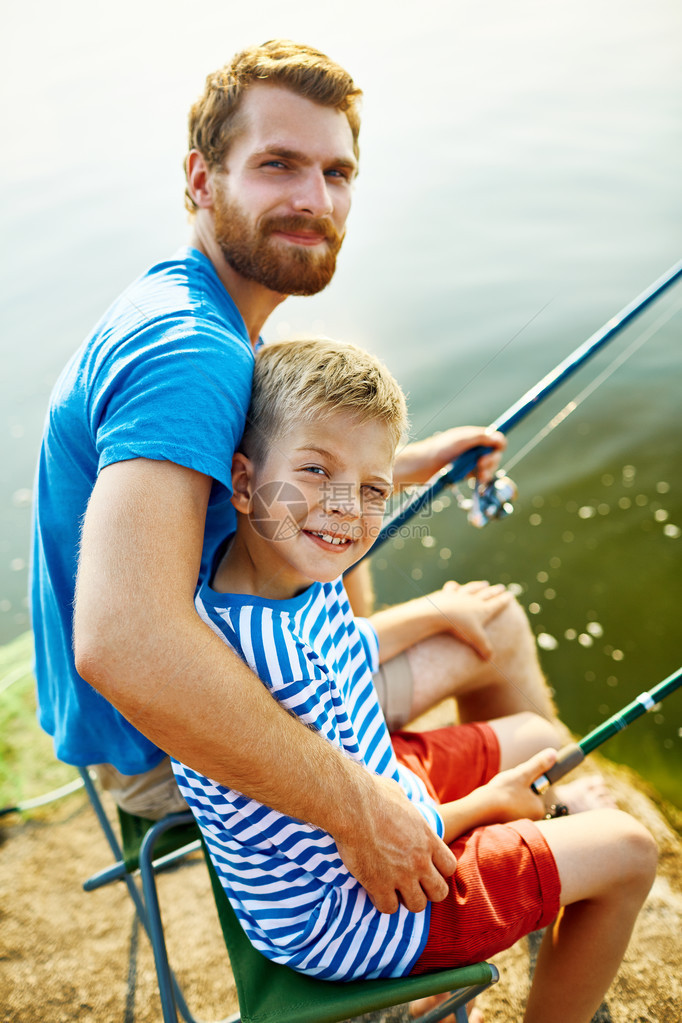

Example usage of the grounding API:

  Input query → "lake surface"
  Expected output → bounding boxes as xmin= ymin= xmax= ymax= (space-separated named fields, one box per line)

xmin=1 ymin=0 xmax=681 ymax=805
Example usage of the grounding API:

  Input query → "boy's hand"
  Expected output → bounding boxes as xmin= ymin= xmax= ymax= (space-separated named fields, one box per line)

xmin=334 ymin=774 xmax=457 ymax=915
xmin=393 ymin=426 xmax=507 ymax=487
xmin=425 ymin=580 xmax=512 ymax=660
xmin=485 ymin=748 xmax=558 ymax=822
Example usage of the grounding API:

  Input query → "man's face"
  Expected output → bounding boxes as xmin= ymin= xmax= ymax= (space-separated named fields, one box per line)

xmin=211 ymin=83 xmax=357 ymax=296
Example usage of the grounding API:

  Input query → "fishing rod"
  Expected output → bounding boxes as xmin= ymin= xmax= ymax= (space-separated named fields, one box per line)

xmin=372 ymin=257 xmax=682 ymax=551
xmin=0 ymin=776 xmax=85 ymax=818
xmin=532 ymin=667 xmax=682 ymax=794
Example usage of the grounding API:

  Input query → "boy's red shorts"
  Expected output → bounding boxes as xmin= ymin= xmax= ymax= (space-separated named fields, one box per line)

xmin=391 ymin=724 xmax=562 ymax=971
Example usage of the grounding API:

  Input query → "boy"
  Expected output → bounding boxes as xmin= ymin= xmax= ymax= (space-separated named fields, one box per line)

xmin=173 ymin=339 xmax=656 ymax=1023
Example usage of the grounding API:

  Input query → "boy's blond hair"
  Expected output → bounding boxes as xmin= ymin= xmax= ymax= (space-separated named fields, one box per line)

xmin=185 ymin=39 xmax=362 ymax=213
xmin=242 ymin=338 xmax=408 ymax=464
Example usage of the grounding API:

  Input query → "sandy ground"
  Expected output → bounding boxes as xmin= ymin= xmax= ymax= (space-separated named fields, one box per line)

xmin=2 ymin=753 xmax=681 ymax=1023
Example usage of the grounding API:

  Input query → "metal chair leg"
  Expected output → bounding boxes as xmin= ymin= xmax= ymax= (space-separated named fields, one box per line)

xmin=79 ymin=769 xmax=200 ymax=1022
xmin=139 ymin=813 xmax=202 ymax=1023
xmin=411 ymin=969 xmax=500 ymax=1023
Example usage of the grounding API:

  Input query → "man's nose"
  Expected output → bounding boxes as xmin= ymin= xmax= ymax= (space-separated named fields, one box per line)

xmin=292 ymin=169 xmax=334 ymax=217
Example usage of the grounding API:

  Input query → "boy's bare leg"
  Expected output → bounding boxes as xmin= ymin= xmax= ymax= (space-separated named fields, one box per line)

xmin=527 ymin=811 xmax=657 ymax=1023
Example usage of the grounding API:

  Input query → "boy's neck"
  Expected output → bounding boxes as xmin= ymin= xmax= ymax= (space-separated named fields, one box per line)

xmin=210 ymin=528 xmax=306 ymax=601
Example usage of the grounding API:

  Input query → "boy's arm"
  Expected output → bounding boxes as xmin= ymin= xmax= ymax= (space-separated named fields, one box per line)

xmin=393 ymin=426 xmax=507 ymax=488
xmin=370 ymin=580 xmax=513 ymax=663
xmin=440 ymin=749 xmax=557 ymax=844
xmin=74 ymin=457 xmax=457 ymax=914
xmin=343 ymin=561 xmax=374 ymax=616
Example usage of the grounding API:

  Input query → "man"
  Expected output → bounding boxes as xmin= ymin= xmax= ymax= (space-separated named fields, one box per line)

xmin=31 ymin=39 xmax=573 ymax=916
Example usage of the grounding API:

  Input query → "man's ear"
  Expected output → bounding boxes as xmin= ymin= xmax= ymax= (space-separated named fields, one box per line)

xmin=185 ymin=149 xmax=215 ymax=210
xmin=230 ymin=451 xmax=254 ymax=514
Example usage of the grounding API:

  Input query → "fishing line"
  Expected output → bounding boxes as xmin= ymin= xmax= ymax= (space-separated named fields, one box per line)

xmin=382 ymin=295 xmax=678 ymax=534
xmin=502 ymin=297 xmax=682 ymax=475
xmin=408 ymin=295 xmax=556 ymax=445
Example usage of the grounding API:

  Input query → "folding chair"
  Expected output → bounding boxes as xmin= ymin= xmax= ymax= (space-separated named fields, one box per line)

xmin=81 ymin=773 xmax=499 ymax=1023
xmin=137 ymin=812 xmax=499 ymax=1023
xmin=78 ymin=767 xmax=204 ymax=1023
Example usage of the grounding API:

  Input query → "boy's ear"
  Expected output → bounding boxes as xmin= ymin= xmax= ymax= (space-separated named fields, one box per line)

xmin=230 ymin=451 xmax=254 ymax=514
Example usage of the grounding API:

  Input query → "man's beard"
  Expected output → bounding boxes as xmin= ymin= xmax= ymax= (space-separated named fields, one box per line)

xmin=213 ymin=189 xmax=344 ymax=296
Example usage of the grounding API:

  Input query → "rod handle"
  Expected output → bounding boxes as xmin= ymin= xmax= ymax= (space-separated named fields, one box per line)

xmin=531 ymin=743 xmax=586 ymax=794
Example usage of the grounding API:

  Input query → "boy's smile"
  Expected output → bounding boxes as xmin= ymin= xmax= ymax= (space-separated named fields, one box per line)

xmin=218 ymin=411 xmax=395 ymax=600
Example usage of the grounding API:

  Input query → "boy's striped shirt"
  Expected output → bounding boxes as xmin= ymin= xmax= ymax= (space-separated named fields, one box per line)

xmin=172 ymin=575 xmax=444 ymax=980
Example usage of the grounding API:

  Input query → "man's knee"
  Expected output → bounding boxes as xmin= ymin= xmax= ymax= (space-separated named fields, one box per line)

xmin=90 ymin=758 xmax=188 ymax=819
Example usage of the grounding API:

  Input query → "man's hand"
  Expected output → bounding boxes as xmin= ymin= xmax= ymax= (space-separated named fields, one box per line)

xmin=393 ymin=426 xmax=507 ymax=488
xmin=334 ymin=773 xmax=457 ymax=914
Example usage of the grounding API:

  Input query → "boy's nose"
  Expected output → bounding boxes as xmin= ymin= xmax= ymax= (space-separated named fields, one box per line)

xmin=323 ymin=486 xmax=361 ymax=519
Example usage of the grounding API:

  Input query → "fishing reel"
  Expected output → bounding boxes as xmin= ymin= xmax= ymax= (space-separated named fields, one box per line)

xmin=455 ymin=471 xmax=518 ymax=528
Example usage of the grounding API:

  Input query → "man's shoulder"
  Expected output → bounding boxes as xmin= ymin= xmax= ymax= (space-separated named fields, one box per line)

xmin=73 ymin=246 xmax=252 ymax=389
xmin=123 ymin=246 xmax=248 ymax=340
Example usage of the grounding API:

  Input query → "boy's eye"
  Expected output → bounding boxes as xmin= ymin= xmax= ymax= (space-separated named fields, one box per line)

xmin=301 ymin=465 xmax=326 ymax=476
xmin=362 ymin=485 xmax=390 ymax=503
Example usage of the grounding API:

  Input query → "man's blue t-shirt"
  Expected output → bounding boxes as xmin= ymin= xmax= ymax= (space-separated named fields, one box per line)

xmin=30 ymin=247 xmax=255 ymax=773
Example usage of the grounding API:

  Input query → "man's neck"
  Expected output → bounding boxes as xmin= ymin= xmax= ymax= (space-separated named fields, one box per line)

xmin=189 ymin=220 xmax=287 ymax=347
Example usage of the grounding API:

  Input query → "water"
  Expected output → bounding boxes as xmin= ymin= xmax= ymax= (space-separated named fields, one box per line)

xmin=1 ymin=0 xmax=681 ymax=805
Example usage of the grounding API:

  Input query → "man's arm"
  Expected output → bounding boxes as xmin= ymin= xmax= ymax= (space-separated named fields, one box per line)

xmin=74 ymin=457 xmax=456 ymax=913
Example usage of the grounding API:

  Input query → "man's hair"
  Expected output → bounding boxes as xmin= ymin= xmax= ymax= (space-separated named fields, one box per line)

xmin=242 ymin=338 xmax=408 ymax=465
xmin=185 ymin=39 xmax=362 ymax=213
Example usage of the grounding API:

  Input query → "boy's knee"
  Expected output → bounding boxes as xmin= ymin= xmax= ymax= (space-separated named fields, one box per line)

xmin=624 ymin=816 xmax=658 ymax=887
xmin=605 ymin=809 xmax=658 ymax=890
xmin=499 ymin=594 xmax=532 ymax=632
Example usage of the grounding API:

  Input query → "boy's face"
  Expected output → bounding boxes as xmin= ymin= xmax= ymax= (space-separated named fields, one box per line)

xmin=237 ymin=411 xmax=395 ymax=598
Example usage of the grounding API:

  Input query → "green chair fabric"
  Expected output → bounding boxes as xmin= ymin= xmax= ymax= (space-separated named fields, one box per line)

xmin=202 ymin=841 xmax=499 ymax=1023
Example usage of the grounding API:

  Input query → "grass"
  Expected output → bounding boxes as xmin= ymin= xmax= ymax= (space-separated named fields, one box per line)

xmin=0 ymin=631 xmax=80 ymax=814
